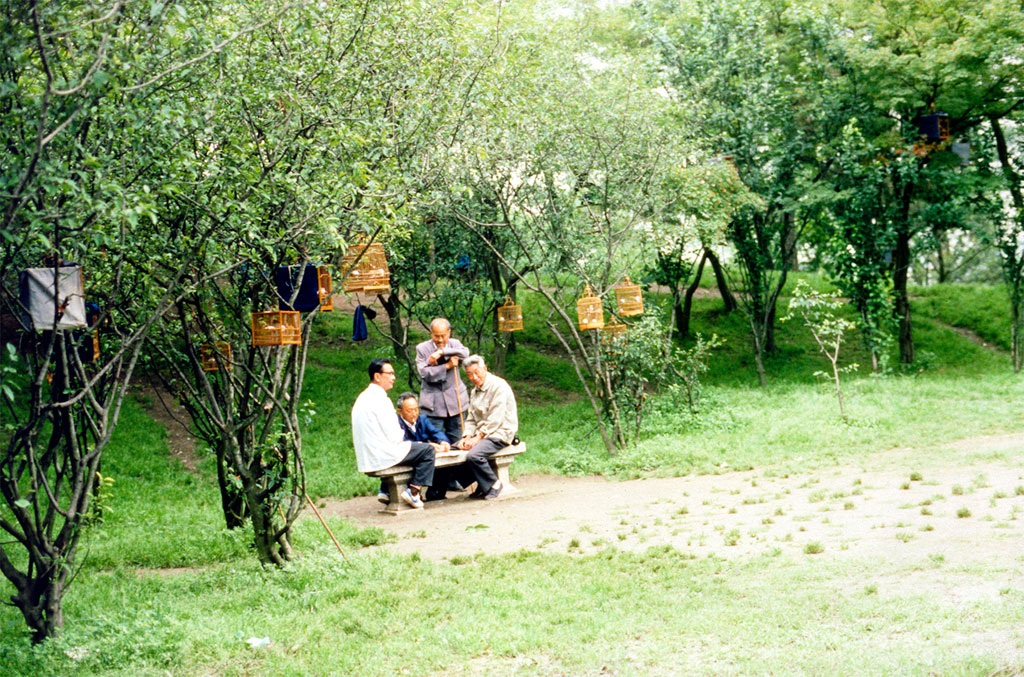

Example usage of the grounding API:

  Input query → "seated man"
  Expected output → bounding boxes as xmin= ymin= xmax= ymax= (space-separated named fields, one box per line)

xmin=387 ymin=392 xmax=465 ymax=503
xmin=456 ymin=354 xmax=518 ymax=500
xmin=351 ymin=358 xmax=435 ymax=509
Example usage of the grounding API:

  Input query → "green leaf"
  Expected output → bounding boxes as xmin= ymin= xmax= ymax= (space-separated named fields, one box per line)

xmin=14 ymin=499 xmax=31 ymax=509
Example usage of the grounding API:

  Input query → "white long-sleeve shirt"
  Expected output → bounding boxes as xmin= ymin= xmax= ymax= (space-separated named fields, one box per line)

xmin=351 ymin=383 xmax=410 ymax=472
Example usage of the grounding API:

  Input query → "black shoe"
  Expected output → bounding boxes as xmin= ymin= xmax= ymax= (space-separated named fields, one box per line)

xmin=468 ymin=487 xmax=486 ymax=499
xmin=483 ymin=482 xmax=503 ymax=500
xmin=424 ymin=488 xmax=447 ymax=502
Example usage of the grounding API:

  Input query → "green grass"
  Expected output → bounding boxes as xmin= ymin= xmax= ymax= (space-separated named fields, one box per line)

xmin=3 ymin=281 xmax=1024 ymax=675
xmin=910 ymin=282 xmax=1011 ymax=351
xmin=3 ymin=547 xmax=1022 ymax=676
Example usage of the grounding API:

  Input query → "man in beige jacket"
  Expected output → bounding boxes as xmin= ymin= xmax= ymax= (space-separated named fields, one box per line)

xmin=456 ymin=354 xmax=518 ymax=500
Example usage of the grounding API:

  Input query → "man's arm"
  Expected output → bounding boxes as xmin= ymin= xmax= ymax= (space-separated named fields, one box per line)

xmin=416 ymin=341 xmax=448 ymax=384
xmin=420 ymin=415 xmax=449 ymax=444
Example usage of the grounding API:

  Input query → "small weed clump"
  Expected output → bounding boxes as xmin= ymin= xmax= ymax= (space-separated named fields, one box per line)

xmin=957 ymin=508 xmax=972 ymax=518
xmin=909 ymin=472 xmax=923 ymax=482
xmin=804 ymin=542 xmax=824 ymax=555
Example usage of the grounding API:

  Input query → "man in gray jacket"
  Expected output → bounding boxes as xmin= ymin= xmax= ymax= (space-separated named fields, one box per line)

xmin=416 ymin=318 xmax=470 ymax=442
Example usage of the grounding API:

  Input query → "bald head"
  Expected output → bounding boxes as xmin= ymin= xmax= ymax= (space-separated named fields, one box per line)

xmin=429 ymin=318 xmax=451 ymax=346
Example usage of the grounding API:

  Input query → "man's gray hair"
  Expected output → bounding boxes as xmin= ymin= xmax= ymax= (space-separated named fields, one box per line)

xmin=396 ymin=391 xmax=418 ymax=408
xmin=463 ymin=354 xmax=485 ymax=369
xmin=430 ymin=318 xmax=450 ymax=332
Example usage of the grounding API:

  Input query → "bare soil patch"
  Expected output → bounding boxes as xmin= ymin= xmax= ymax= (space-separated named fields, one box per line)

xmin=323 ymin=432 xmax=1024 ymax=583
xmin=135 ymin=384 xmax=201 ymax=474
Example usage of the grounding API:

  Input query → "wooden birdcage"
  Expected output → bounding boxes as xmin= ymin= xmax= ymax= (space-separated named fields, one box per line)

xmin=497 ymin=297 xmax=523 ymax=332
xmin=340 ymin=241 xmax=390 ymax=293
xmin=577 ymin=285 xmax=604 ymax=331
xmin=615 ymin=275 xmax=644 ymax=316
xmin=250 ymin=311 xmax=301 ymax=346
xmin=602 ymin=323 xmax=627 ymax=341
xmin=200 ymin=342 xmax=232 ymax=371
xmin=317 ymin=265 xmax=333 ymax=311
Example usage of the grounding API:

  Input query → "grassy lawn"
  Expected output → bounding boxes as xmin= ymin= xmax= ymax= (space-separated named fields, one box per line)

xmin=3 ymin=283 xmax=1024 ymax=675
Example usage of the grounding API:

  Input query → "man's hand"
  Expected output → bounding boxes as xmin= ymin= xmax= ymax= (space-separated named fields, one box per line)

xmin=457 ymin=433 xmax=482 ymax=450
xmin=429 ymin=442 xmax=444 ymax=454
xmin=427 ymin=349 xmax=443 ymax=366
xmin=445 ymin=356 xmax=460 ymax=370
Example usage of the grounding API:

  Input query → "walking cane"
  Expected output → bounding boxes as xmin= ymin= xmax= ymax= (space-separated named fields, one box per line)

xmin=453 ymin=359 xmax=465 ymax=434
xmin=305 ymin=493 xmax=350 ymax=563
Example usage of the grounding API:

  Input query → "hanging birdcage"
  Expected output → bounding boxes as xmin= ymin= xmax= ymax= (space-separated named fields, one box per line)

xmin=497 ymin=297 xmax=523 ymax=332
xmin=615 ymin=275 xmax=643 ymax=316
xmin=601 ymin=323 xmax=627 ymax=341
xmin=200 ymin=342 xmax=232 ymax=371
xmin=577 ymin=285 xmax=604 ymax=331
xmin=251 ymin=311 xmax=301 ymax=346
xmin=340 ymin=241 xmax=390 ymax=293
xmin=915 ymin=112 xmax=950 ymax=143
xmin=317 ymin=266 xmax=333 ymax=311
xmin=275 ymin=264 xmax=333 ymax=312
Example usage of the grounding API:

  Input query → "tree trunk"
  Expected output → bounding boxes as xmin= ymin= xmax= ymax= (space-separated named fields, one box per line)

xmin=991 ymin=115 xmax=1024 ymax=373
xmin=765 ymin=302 xmax=779 ymax=354
xmin=705 ymin=248 xmax=737 ymax=313
xmin=783 ymin=212 xmax=799 ymax=270
xmin=893 ymin=228 xmax=914 ymax=364
xmin=679 ymin=251 xmax=708 ymax=337
xmin=216 ymin=438 xmax=247 ymax=529
xmin=378 ymin=292 xmax=417 ymax=387
xmin=750 ymin=315 xmax=768 ymax=387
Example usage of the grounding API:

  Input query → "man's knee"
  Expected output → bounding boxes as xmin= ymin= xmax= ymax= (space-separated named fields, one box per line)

xmin=466 ymin=446 xmax=488 ymax=465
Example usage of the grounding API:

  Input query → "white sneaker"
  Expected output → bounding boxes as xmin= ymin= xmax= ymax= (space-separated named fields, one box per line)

xmin=400 ymin=488 xmax=424 ymax=509
xmin=377 ymin=491 xmax=390 ymax=504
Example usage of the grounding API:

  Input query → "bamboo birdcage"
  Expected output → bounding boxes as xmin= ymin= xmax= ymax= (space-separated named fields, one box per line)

xmin=602 ymin=323 xmax=627 ymax=340
xmin=497 ymin=297 xmax=523 ymax=332
xmin=317 ymin=265 xmax=333 ymax=311
xmin=250 ymin=311 xmax=301 ymax=346
xmin=340 ymin=241 xmax=390 ymax=293
xmin=200 ymin=342 xmax=232 ymax=371
xmin=615 ymin=275 xmax=644 ymax=316
xmin=577 ymin=285 xmax=604 ymax=331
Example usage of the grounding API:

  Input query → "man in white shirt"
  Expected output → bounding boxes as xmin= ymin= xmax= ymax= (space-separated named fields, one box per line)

xmin=351 ymin=358 xmax=435 ymax=509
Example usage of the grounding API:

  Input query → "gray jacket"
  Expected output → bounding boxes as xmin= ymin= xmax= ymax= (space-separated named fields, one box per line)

xmin=416 ymin=337 xmax=470 ymax=417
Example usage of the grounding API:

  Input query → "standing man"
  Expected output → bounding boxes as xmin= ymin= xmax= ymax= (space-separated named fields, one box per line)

xmin=352 ymin=358 xmax=435 ymax=509
xmin=457 ymin=354 xmax=518 ymax=500
xmin=416 ymin=318 xmax=470 ymax=442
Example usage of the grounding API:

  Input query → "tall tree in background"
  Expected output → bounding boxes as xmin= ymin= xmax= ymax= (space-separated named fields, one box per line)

xmin=635 ymin=0 xmax=843 ymax=385
xmin=835 ymin=0 xmax=1024 ymax=363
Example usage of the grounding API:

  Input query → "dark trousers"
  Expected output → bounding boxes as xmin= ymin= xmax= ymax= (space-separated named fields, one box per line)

xmin=400 ymin=442 xmax=435 ymax=488
xmin=426 ymin=414 xmax=463 ymax=445
xmin=466 ymin=437 xmax=507 ymax=494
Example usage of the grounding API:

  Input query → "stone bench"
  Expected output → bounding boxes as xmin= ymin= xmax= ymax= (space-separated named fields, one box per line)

xmin=367 ymin=442 xmax=525 ymax=515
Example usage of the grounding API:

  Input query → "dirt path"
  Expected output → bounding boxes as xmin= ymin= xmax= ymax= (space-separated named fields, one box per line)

xmin=323 ymin=432 xmax=1024 ymax=588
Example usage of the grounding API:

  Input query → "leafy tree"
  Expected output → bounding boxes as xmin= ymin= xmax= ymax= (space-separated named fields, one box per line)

xmin=834 ymin=0 xmax=1024 ymax=363
xmin=634 ymin=0 xmax=844 ymax=385
xmin=448 ymin=3 xmax=714 ymax=452
xmin=0 ymin=0 xmax=272 ymax=641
